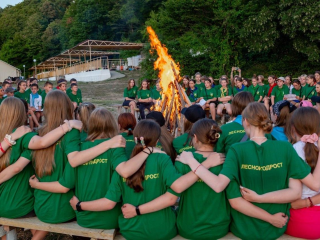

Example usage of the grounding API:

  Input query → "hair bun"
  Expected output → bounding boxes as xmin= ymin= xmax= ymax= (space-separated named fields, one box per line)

xmin=260 ymin=119 xmax=272 ymax=133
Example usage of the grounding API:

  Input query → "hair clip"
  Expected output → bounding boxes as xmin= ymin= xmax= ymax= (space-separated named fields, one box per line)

xmin=211 ymin=125 xmax=215 ymax=130
xmin=134 ymin=137 xmax=138 ymax=144
xmin=140 ymin=137 xmax=146 ymax=148
xmin=128 ymin=128 xmax=132 ymax=131
xmin=215 ymin=133 xmax=220 ymax=139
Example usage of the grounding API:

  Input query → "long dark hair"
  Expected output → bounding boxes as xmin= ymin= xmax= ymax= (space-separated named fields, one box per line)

xmin=126 ymin=120 xmax=161 ymax=192
xmin=186 ymin=79 xmax=196 ymax=96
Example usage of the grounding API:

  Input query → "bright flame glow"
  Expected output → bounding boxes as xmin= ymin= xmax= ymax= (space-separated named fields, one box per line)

xmin=147 ymin=26 xmax=184 ymax=131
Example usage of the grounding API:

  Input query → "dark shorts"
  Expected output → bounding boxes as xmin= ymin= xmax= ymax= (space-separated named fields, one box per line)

xmin=122 ymin=98 xmax=135 ymax=107
xmin=208 ymin=100 xmax=218 ymax=106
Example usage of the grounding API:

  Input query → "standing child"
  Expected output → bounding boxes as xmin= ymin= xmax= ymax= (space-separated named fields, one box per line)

xmin=66 ymin=78 xmax=82 ymax=97
xmin=57 ymin=79 xmax=67 ymax=92
xmin=41 ymin=81 xmax=53 ymax=107
xmin=137 ymin=79 xmax=153 ymax=119
xmin=29 ymin=84 xmax=42 ymax=126
xmin=216 ymin=78 xmax=232 ymax=123
xmin=67 ymin=83 xmax=82 ymax=110
xmin=4 ymin=87 xmax=14 ymax=98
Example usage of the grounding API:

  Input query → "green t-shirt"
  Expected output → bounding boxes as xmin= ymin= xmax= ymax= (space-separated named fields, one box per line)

xmin=59 ymin=139 xmax=127 ymax=229
xmin=14 ymin=91 xmax=30 ymax=104
xmin=137 ymin=89 xmax=152 ymax=99
xmin=271 ymin=85 xmax=289 ymax=104
xmin=172 ymin=133 xmax=195 ymax=154
xmin=189 ymin=88 xmax=201 ymax=102
xmin=0 ymin=96 xmax=6 ymax=105
xmin=67 ymin=91 xmax=82 ymax=105
xmin=67 ymin=87 xmax=82 ymax=97
xmin=291 ymin=87 xmax=304 ymax=99
xmin=32 ymin=129 xmax=80 ymax=223
xmin=247 ymin=85 xmax=263 ymax=101
xmin=80 ymin=130 xmax=88 ymax=142
xmin=217 ymin=86 xmax=232 ymax=103
xmin=221 ymin=140 xmax=311 ymax=240
xmin=124 ymin=86 xmax=138 ymax=99
xmin=304 ymin=85 xmax=317 ymax=101
xmin=195 ymin=82 xmax=205 ymax=92
xmin=120 ymin=132 xmax=136 ymax=159
xmin=152 ymin=89 xmax=162 ymax=100
xmin=40 ymin=91 xmax=47 ymax=106
xmin=232 ymin=86 xmax=247 ymax=96
xmin=176 ymin=153 xmax=230 ymax=239
xmin=215 ymin=120 xmax=245 ymax=154
xmin=199 ymin=88 xmax=217 ymax=101
xmin=105 ymin=153 xmax=181 ymax=240
xmin=0 ymin=132 xmax=36 ymax=218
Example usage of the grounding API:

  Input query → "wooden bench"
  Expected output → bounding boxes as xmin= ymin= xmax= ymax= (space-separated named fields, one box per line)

xmin=0 ymin=217 xmax=115 ymax=240
xmin=114 ymin=232 xmax=302 ymax=240
xmin=0 ymin=217 xmax=302 ymax=240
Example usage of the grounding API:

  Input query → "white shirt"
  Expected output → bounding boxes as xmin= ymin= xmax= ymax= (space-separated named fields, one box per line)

xmin=293 ymin=141 xmax=320 ymax=206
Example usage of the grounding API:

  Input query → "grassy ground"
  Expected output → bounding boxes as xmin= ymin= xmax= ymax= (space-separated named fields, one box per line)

xmin=16 ymin=70 xmax=141 ymax=240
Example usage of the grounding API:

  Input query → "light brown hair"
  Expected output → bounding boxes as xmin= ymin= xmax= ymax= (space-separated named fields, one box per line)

xmin=291 ymin=107 xmax=320 ymax=172
xmin=77 ymin=102 xmax=96 ymax=133
xmin=231 ymin=91 xmax=254 ymax=117
xmin=127 ymin=79 xmax=135 ymax=90
xmin=126 ymin=120 xmax=161 ymax=192
xmin=191 ymin=119 xmax=221 ymax=148
xmin=0 ymin=98 xmax=27 ymax=172
xmin=242 ymin=102 xmax=273 ymax=133
xmin=159 ymin=126 xmax=176 ymax=163
xmin=33 ymin=90 xmax=73 ymax=178
xmin=87 ymin=108 xmax=118 ymax=141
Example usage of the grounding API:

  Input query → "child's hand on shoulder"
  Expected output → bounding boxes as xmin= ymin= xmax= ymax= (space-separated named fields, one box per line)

xmin=69 ymin=120 xmax=83 ymax=131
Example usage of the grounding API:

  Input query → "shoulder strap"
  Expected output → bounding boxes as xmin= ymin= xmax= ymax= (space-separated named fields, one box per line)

xmin=240 ymin=134 xmax=249 ymax=142
xmin=253 ymin=86 xmax=259 ymax=98
xmin=306 ymin=86 xmax=316 ymax=98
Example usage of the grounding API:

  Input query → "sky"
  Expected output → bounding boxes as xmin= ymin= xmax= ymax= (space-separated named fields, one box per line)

xmin=0 ymin=0 xmax=23 ymax=8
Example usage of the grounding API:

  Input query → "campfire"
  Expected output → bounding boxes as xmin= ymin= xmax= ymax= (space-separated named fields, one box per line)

xmin=147 ymin=26 xmax=191 ymax=136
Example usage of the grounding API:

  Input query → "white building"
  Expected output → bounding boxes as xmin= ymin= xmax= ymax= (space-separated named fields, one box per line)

xmin=0 ymin=60 xmax=21 ymax=81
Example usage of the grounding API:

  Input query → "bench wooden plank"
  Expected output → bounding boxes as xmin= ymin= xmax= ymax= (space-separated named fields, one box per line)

xmin=114 ymin=232 xmax=302 ymax=240
xmin=0 ymin=217 xmax=115 ymax=240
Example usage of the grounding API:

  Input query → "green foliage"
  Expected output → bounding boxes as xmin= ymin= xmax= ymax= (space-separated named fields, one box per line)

xmin=0 ymin=0 xmax=319 ymax=78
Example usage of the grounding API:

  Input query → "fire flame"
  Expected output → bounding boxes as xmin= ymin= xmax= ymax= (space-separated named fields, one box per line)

xmin=147 ymin=26 xmax=187 ymax=133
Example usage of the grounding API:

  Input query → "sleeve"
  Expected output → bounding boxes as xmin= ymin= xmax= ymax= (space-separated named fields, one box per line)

xmin=137 ymin=90 xmax=141 ymax=99
xmin=58 ymin=161 xmax=76 ymax=189
xmin=217 ymin=89 xmax=221 ymax=98
xmin=167 ymin=188 xmax=180 ymax=197
xmin=123 ymin=88 xmax=128 ymax=98
xmin=227 ymin=87 xmax=232 ymax=96
xmin=287 ymin=144 xmax=311 ymax=179
xmin=64 ymin=129 xmax=81 ymax=155
xmin=213 ymin=88 xmax=218 ymax=98
xmin=161 ymin=154 xmax=182 ymax=187
xmin=284 ymin=86 xmax=290 ymax=94
xmin=271 ymin=87 xmax=276 ymax=96
xmin=21 ymin=132 xmax=38 ymax=150
xmin=219 ymin=147 xmax=239 ymax=181
xmin=111 ymin=147 xmax=128 ymax=170
xmin=20 ymin=149 xmax=33 ymax=161
xmin=105 ymin=172 xmax=122 ymax=202
xmin=226 ymin=180 xmax=242 ymax=199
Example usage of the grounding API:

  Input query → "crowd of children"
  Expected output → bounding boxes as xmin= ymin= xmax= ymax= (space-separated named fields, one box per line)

xmin=1 ymin=69 xmax=320 ymax=240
